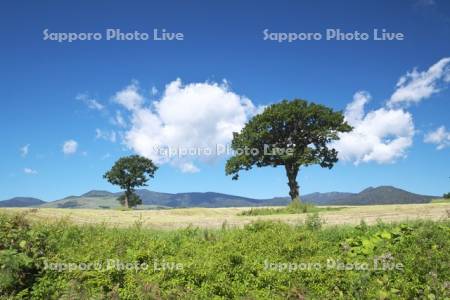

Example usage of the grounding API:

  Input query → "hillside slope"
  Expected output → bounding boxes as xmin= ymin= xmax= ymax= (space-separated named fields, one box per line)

xmin=40 ymin=190 xmax=288 ymax=209
xmin=1 ymin=186 xmax=436 ymax=208
xmin=347 ymin=186 xmax=435 ymax=205
xmin=0 ymin=197 xmax=45 ymax=207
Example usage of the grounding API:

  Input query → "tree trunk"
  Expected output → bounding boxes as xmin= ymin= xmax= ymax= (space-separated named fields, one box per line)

xmin=285 ymin=164 xmax=300 ymax=202
xmin=124 ymin=190 xmax=130 ymax=208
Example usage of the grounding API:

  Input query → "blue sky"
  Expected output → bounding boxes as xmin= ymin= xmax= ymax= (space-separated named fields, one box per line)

xmin=1 ymin=0 xmax=449 ymax=201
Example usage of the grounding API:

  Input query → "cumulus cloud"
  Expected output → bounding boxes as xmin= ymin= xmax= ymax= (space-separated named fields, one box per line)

xmin=342 ymin=91 xmax=371 ymax=125
xmin=388 ymin=57 xmax=450 ymax=107
xmin=24 ymin=168 xmax=37 ymax=175
xmin=62 ymin=140 xmax=78 ymax=155
xmin=113 ymin=81 xmax=144 ymax=110
xmin=179 ymin=162 xmax=200 ymax=173
xmin=334 ymin=91 xmax=415 ymax=164
xmin=116 ymin=79 xmax=260 ymax=172
xmin=424 ymin=126 xmax=450 ymax=150
xmin=76 ymin=93 xmax=104 ymax=111
xmin=113 ymin=111 xmax=126 ymax=127
xmin=95 ymin=129 xmax=117 ymax=143
xmin=20 ymin=144 xmax=30 ymax=157
xmin=151 ymin=86 xmax=158 ymax=96
xmin=335 ymin=58 xmax=450 ymax=164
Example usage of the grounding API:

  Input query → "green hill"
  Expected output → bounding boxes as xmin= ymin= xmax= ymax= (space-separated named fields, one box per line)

xmin=1 ymin=186 xmax=437 ymax=209
xmin=0 ymin=197 xmax=45 ymax=207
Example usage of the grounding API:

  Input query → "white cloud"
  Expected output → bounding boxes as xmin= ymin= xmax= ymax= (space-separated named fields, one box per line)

xmin=95 ymin=129 xmax=117 ymax=143
xmin=20 ymin=144 xmax=30 ymax=157
xmin=62 ymin=140 xmax=78 ymax=155
xmin=76 ymin=93 xmax=104 ymax=111
xmin=151 ymin=86 xmax=158 ymax=96
xmin=334 ymin=91 xmax=415 ymax=164
xmin=424 ymin=126 xmax=450 ymax=150
xmin=113 ymin=81 xmax=143 ymax=110
xmin=113 ymin=111 xmax=126 ymax=127
xmin=179 ymin=162 xmax=200 ymax=173
xmin=95 ymin=129 xmax=103 ymax=139
xmin=335 ymin=57 xmax=450 ymax=164
xmin=343 ymin=91 xmax=371 ymax=125
xmin=24 ymin=168 xmax=37 ymax=175
xmin=388 ymin=57 xmax=450 ymax=107
xmin=116 ymin=79 xmax=260 ymax=172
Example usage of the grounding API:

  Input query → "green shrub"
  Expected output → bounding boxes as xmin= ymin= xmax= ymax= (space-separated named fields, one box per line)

xmin=304 ymin=212 xmax=325 ymax=230
xmin=0 ymin=212 xmax=449 ymax=299
xmin=0 ymin=213 xmax=49 ymax=297
xmin=238 ymin=202 xmax=342 ymax=216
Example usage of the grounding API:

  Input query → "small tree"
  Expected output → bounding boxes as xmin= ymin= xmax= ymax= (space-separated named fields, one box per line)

xmin=103 ymin=155 xmax=158 ymax=208
xmin=443 ymin=193 xmax=450 ymax=199
xmin=226 ymin=99 xmax=352 ymax=202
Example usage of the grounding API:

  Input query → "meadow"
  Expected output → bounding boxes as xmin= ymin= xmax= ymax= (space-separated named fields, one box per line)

xmin=0 ymin=202 xmax=448 ymax=229
xmin=1 ymin=203 xmax=450 ymax=299
xmin=0 ymin=208 xmax=449 ymax=299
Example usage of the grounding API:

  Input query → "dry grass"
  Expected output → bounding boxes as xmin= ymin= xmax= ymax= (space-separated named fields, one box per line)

xmin=1 ymin=203 xmax=449 ymax=230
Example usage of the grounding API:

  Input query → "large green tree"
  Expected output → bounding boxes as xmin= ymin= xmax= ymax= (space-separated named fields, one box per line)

xmin=103 ymin=155 xmax=158 ymax=208
xmin=225 ymin=99 xmax=352 ymax=202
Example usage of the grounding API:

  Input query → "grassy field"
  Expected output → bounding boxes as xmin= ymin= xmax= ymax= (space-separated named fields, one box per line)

xmin=1 ymin=202 xmax=449 ymax=229
xmin=432 ymin=198 xmax=450 ymax=203
xmin=1 ymin=210 xmax=449 ymax=299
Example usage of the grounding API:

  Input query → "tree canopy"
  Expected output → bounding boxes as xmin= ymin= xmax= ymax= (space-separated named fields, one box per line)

xmin=103 ymin=155 xmax=158 ymax=208
xmin=225 ymin=99 xmax=352 ymax=201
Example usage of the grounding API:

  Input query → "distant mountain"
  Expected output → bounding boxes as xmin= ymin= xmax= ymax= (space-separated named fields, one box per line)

xmin=322 ymin=186 xmax=437 ymax=205
xmin=134 ymin=190 xmax=288 ymax=208
xmin=0 ymin=197 xmax=45 ymax=207
xmin=39 ymin=195 xmax=125 ymax=209
xmin=301 ymin=186 xmax=436 ymax=205
xmin=0 ymin=186 xmax=437 ymax=209
xmin=40 ymin=190 xmax=288 ymax=209
xmin=302 ymin=192 xmax=354 ymax=205
xmin=81 ymin=190 xmax=115 ymax=198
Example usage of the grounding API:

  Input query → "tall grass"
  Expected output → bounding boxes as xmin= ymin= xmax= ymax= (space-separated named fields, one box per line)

xmin=238 ymin=201 xmax=344 ymax=216
xmin=1 ymin=211 xmax=449 ymax=299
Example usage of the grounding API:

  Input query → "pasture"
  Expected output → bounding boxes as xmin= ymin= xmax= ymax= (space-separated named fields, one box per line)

xmin=1 ymin=202 xmax=449 ymax=229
